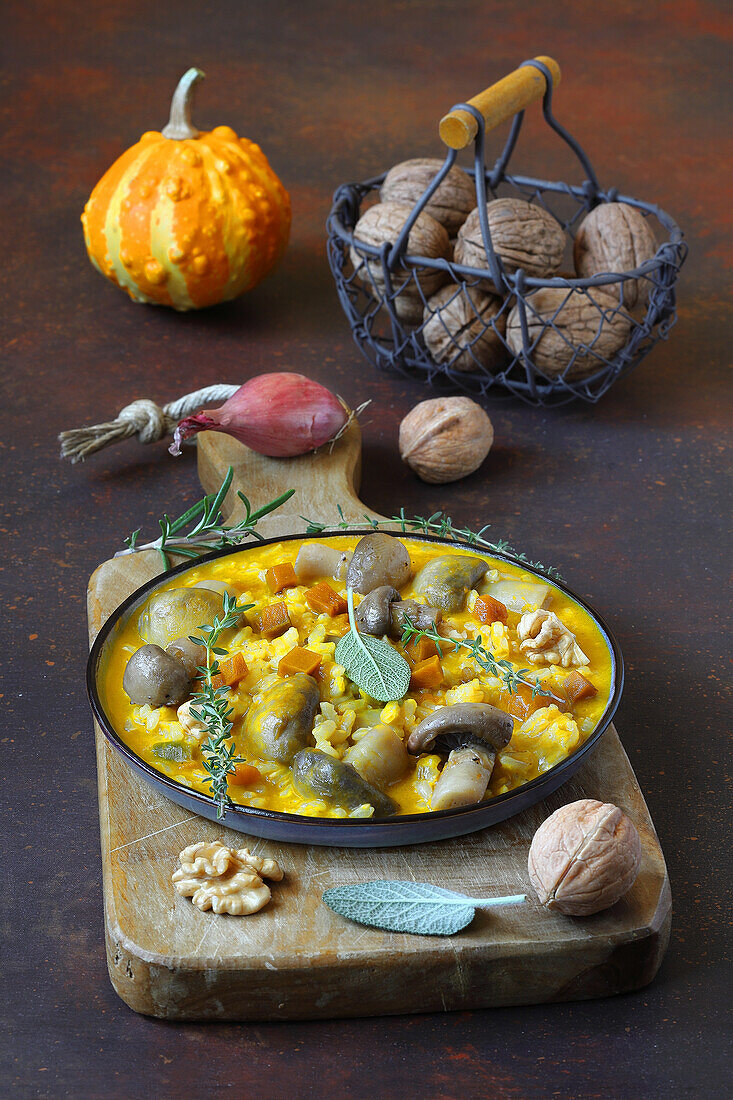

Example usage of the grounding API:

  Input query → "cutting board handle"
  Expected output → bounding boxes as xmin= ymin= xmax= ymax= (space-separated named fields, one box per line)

xmin=197 ymin=422 xmax=384 ymax=538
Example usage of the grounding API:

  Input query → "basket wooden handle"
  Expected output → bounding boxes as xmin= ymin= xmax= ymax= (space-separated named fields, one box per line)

xmin=439 ymin=57 xmax=561 ymax=149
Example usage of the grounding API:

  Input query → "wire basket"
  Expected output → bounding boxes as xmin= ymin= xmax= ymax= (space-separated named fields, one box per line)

xmin=327 ymin=57 xmax=687 ymax=406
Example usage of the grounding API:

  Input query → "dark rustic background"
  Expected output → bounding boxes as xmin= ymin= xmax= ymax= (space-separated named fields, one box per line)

xmin=2 ymin=1 xmax=731 ymax=1097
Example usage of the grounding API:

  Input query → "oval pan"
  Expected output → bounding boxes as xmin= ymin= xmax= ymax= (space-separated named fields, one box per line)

xmin=87 ymin=532 xmax=624 ymax=848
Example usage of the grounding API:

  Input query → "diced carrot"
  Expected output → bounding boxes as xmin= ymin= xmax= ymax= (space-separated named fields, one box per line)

xmin=304 ymin=581 xmax=347 ymax=617
xmin=265 ymin=562 xmax=298 ymax=594
xmin=230 ymin=763 xmax=262 ymax=787
xmin=211 ymin=651 xmax=249 ymax=690
xmin=473 ymin=595 xmax=509 ymax=625
xmin=402 ymin=635 xmax=439 ymax=665
xmin=253 ymin=602 xmax=292 ymax=639
xmin=498 ymin=682 xmax=568 ymax=720
xmin=563 ymin=671 xmax=598 ymax=703
xmin=278 ymin=646 xmax=322 ymax=678
xmin=409 ymin=656 xmax=443 ymax=690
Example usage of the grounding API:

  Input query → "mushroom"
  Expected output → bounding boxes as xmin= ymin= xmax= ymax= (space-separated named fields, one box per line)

xmin=413 ymin=554 xmax=488 ymax=611
xmin=355 ymin=585 xmax=400 ymax=635
xmin=389 ymin=600 xmax=441 ymax=635
xmin=343 ymin=725 xmax=409 ymax=788
xmin=294 ymin=543 xmax=352 ymax=582
xmin=122 ymin=644 xmax=193 ymax=708
xmin=406 ymin=703 xmax=513 ymax=811
xmin=345 ymin=533 xmax=412 ymax=594
xmin=244 ymin=673 xmax=319 ymax=763
xmin=166 ymin=636 xmax=207 ymax=679
xmin=138 ymin=587 xmax=225 ymax=649
xmin=291 ymin=749 xmax=398 ymax=817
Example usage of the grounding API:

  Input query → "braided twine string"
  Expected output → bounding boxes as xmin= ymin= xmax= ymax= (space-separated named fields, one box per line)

xmin=58 ymin=384 xmax=240 ymax=463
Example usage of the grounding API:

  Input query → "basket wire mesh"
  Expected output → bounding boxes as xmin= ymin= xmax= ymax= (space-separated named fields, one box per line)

xmin=327 ymin=59 xmax=687 ymax=406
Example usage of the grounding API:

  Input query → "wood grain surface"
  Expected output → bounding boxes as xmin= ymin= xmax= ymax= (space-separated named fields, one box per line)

xmin=4 ymin=1 xmax=731 ymax=1096
xmin=88 ymin=427 xmax=670 ymax=1020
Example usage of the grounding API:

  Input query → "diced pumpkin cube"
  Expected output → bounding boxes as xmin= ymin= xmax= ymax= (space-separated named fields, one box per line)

xmin=498 ymin=682 xmax=568 ymax=720
xmin=230 ymin=763 xmax=262 ymax=787
xmin=409 ymin=655 xmax=443 ymax=690
xmin=473 ymin=595 xmax=509 ymax=625
xmin=253 ymin=602 xmax=292 ymax=639
xmin=403 ymin=635 xmax=439 ymax=665
xmin=211 ymin=651 xmax=249 ymax=690
xmin=278 ymin=646 xmax=322 ymax=678
xmin=265 ymin=562 xmax=298 ymax=594
xmin=563 ymin=671 xmax=598 ymax=703
xmin=304 ymin=582 xmax=347 ymax=617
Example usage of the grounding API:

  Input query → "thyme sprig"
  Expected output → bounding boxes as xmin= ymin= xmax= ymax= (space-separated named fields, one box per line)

xmin=188 ymin=593 xmax=252 ymax=819
xmin=301 ymin=507 xmax=564 ymax=583
xmin=399 ymin=616 xmax=551 ymax=701
xmin=117 ymin=466 xmax=295 ymax=571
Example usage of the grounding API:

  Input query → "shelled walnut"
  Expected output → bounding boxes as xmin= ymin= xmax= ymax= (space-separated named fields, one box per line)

xmin=350 ymin=201 xmax=450 ymax=304
xmin=172 ymin=841 xmax=283 ymax=916
xmin=399 ymin=396 xmax=493 ymax=483
xmin=506 ymin=287 xmax=631 ymax=380
xmin=455 ymin=198 xmax=566 ymax=282
xmin=518 ymin=609 xmax=588 ymax=667
xmin=380 ymin=158 xmax=477 ymax=235
xmin=528 ymin=800 xmax=642 ymax=916
xmin=422 ymin=284 xmax=506 ymax=373
xmin=574 ymin=202 xmax=658 ymax=309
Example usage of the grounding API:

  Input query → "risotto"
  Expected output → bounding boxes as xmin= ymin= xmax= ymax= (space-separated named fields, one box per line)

xmin=101 ymin=534 xmax=613 ymax=819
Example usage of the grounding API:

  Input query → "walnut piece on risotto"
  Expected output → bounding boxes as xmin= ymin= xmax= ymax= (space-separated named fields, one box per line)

xmin=172 ymin=841 xmax=283 ymax=916
xmin=517 ymin=609 xmax=589 ymax=668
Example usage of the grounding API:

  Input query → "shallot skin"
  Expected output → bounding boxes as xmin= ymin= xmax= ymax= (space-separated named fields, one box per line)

xmin=170 ymin=373 xmax=348 ymax=458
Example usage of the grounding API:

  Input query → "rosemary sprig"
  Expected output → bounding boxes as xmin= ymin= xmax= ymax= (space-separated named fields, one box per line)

xmin=301 ymin=507 xmax=564 ymax=583
xmin=399 ymin=616 xmax=551 ymax=701
xmin=117 ymin=466 xmax=296 ymax=570
xmin=188 ymin=594 xmax=252 ymax=819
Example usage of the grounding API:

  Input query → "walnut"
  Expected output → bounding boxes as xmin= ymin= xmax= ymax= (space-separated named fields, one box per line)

xmin=506 ymin=287 xmax=631 ymax=380
xmin=350 ymin=201 xmax=450 ymax=302
xmin=517 ymin=609 xmax=588 ymax=667
xmin=380 ymin=158 xmax=477 ymax=235
xmin=399 ymin=396 xmax=493 ymax=484
xmin=574 ymin=202 xmax=657 ymax=309
xmin=455 ymin=198 xmax=566 ymax=283
xmin=177 ymin=699 xmax=207 ymax=739
xmin=172 ymin=841 xmax=283 ymax=916
xmin=528 ymin=799 xmax=642 ymax=916
xmin=422 ymin=284 xmax=506 ymax=374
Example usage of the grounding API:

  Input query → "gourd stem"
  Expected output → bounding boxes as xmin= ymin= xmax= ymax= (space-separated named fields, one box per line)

xmin=162 ymin=67 xmax=204 ymax=140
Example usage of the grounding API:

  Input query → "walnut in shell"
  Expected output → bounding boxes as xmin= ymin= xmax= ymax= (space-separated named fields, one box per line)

xmin=380 ymin=158 xmax=477 ymax=235
xmin=506 ymin=287 xmax=631 ymax=380
xmin=455 ymin=198 xmax=566 ymax=283
xmin=399 ymin=396 xmax=493 ymax=484
xmin=422 ymin=284 xmax=506 ymax=374
xmin=350 ymin=201 xmax=450 ymax=301
xmin=528 ymin=799 xmax=642 ymax=916
xmin=574 ymin=202 xmax=657 ymax=309
xmin=172 ymin=841 xmax=283 ymax=916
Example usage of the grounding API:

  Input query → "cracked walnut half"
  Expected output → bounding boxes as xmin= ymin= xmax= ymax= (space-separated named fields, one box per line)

xmin=517 ymin=609 xmax=589 ymax=668
xmin=172 ymin=841 xmax=284 ymax=916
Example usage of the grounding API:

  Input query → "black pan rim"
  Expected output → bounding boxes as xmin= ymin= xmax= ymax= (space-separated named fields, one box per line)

xmin=87 ymin=529 xmax=624 ymax=829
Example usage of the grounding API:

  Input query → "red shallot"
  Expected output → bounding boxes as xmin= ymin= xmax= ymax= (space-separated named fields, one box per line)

xmin=169 ymin=373 xmax=351 ymax=458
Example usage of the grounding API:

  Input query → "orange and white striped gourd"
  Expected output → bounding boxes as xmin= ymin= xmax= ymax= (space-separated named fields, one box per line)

xmin=81 ymin=69 xmax=291 ymax=311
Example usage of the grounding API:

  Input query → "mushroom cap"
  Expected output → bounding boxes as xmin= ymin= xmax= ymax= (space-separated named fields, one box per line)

xmin=345 ymin=533 xmax=411 ymax=594
xmin=122 ymin=644 xmax=193 ymax=708
xmin=406 ymin=703 xmax=513 ymax=755
xmin=355 ymin=585 xmax=400 ymax=636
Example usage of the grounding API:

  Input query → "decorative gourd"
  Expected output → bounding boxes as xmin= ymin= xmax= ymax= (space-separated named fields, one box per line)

xmin=81 ymin=69 xmax=291 ymax=310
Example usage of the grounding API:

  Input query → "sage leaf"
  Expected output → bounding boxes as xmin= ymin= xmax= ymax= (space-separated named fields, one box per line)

xmin=323 ymin=880 xmax=526 ymax=936
xmin=335 ymin=589 xmax=411 ymax=703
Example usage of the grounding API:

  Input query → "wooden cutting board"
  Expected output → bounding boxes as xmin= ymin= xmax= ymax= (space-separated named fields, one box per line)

xmin=87 ymin=424 xmax=671 ymax=1020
